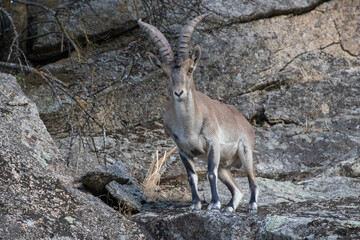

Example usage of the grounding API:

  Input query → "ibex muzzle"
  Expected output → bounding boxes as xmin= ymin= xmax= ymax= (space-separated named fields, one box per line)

xmin=138 ymin=14 xmax=259 ymax=213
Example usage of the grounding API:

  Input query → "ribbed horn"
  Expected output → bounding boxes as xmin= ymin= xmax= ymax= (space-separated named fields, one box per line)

xmin=178 ymin=13 xmax=209 ymax=60
xmin=138 ymin=19 xmax=174 ymax=64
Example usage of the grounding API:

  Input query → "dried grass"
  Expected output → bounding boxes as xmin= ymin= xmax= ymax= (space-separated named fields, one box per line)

xmin=143 ymin=146 xmax=177 ymax=200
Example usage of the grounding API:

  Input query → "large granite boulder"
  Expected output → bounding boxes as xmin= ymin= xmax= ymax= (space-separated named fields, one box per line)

xmin=0 ymin=73 xmax=145 ymax=239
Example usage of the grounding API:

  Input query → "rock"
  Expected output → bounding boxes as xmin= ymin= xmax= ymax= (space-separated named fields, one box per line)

xmin=133 ymin=176 xmax=360 ymax=240
xmin=106 ymin=180 xmax=146 ymax=214
xmin=4 ymin=0 xmax=360 ymax=238
xmin=81 ymin=160 xmax=147 ymax=214
xmin=254 ymin=122 xmax=359 ymax=180
xmin=27 ymin=0 xmax=360 ymax=138
xmin=26 ymin=0 xmax=147 ymax=60
xmin=55 ymin=124 xmax=177 ymax=181
xmin=198 ymin=0 xmax=359 ymax=97
xmin=0 ymin=72 xmax=146 ymax=239
xmin=81 ymin=160 xmax=132 ymax=195
xmin=325 ymin=149 xmax=360 ymax=178
xmin=135 ymin=198 xmax=360 ymax=239
xmin=203 ymin=0 xmax=326 ymax=22
xmin=0 ymin=72 xmax=64 ymax=173
xmin=251 ymin=69 xmax=360 ymax=179
xmin=264 ymin=70 xmax=360 ymax=126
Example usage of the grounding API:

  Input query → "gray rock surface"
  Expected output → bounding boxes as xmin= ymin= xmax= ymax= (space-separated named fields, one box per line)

xmin=2 ymin=0 xmax=360 ymax=239
xmin=264 ymin=70 xmax=360 ymax=126
xmin=81 ymin=160 xmax=132 ymax=194
xmin=254 ymin=69 xmax=360 ymax=179
xmin=0 ymin=72 xmax=63 ymax=173
xmin=27 ymin=0 xmax=146 ymax=60
xmin=28 ymin=0 xmax=360 ymax=137
xmin=203 ymin=0 xmax=326 ymax=22
xmin=134 ymin=176 xmax=360 ymax=240
xmin=0 ymin=73 xmax=146 ymax=239
xmin=81 ymin=160 xmax=147 ymax=214
xmin=106 ymin=180 xmax=146 ymax=213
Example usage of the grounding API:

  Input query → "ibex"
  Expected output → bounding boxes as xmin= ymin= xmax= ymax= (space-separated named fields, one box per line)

xmin=138 ymin=14 xmax=259 ymax=213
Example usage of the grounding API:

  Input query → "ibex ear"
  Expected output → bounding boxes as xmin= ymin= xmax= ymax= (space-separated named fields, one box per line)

xmin=190 ymin=44 xmax=201 ymax=69
xmin=146 ymin=52 xmax=162 ymax=70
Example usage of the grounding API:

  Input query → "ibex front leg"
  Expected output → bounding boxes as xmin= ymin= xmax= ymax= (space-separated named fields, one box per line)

xmin=179 ymin=151 xmax=202 ymax=211
xmin=207 ymin=144 xmax=221 ymax=211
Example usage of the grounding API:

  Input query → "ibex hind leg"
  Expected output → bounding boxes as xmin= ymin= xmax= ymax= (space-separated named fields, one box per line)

xmin=218 ymin=167 xmax=244 ymax=213
xmin=238 ymin=143 xmax=259 ymax=213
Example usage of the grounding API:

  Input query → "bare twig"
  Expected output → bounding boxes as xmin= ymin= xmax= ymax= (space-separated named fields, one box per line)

xmin=0 ymin=61 xmax=107 ymax=132
xmin=13 ymin=0 xmax=81 ymax=60
xmin=1 ymin=0 xmax=197 ymax=178
xmin=0 ymin=1 xmax=119 ymax=175
xmin=19 ymin=31 xmax=61 ymax=43
xmin=0 ymin=7 xmax=20 ymax=61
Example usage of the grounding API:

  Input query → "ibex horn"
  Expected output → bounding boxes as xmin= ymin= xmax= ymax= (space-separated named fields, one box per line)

xmin=178 ymin=13 xmax=209 ymax=60
xmin=138 ymin=19 xmax=174 ymax=64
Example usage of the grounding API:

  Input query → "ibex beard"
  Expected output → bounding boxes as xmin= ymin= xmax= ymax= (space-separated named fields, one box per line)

xmin=138 ymin=14 xmax=259 ymax=213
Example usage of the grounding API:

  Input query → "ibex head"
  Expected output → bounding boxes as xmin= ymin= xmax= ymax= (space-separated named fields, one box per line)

xmin=138 ymin=14 xmax=209 ymax=101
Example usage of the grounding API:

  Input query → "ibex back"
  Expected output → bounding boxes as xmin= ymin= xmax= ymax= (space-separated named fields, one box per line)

xmin=138 ymin=14 xmax=259 ymax=213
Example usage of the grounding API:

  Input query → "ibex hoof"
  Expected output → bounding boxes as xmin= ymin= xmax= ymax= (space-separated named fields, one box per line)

xmin=222 ymin=206 xmax=234 ymax=213
xmin=248 ymin=202 xmax=258 ymax=214
xmin=207 ymin=202 xmax=221 ymax=211
xmin=189 ymin=202 xmax=202 ymax=211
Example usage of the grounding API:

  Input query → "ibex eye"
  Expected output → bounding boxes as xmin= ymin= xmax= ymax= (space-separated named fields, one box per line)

xmin=188 ymin=67 xmax=194 ymax=74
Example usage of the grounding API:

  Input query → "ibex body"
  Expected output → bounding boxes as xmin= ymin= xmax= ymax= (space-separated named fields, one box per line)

xmin=138 ymin=14 xmax=259 ymax=213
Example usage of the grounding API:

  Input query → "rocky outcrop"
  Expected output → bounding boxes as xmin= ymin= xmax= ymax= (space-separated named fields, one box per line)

xmin=134 ymin=176 xmax=360 ymax=239
xmin=2 ymin=0 xmax=360 ymax=239
xmin=23 ymin=0 xmax=359 ymax=183
xmin=0 ymin=73 xmax=145 ymax=239
xmin=30 ymin=0 xmax=359 ymax=130
xmin=106 ymin=180 xmax=146 ymax=213
xmin=255 ymin=69 xmax=360 ymax=179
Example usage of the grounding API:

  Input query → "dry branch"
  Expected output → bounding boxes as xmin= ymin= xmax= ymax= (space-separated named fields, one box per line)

xmin=0 ymin=61 xmax=106 ymax=132
xmin=143 ymin=146 xmax=177 ymax=199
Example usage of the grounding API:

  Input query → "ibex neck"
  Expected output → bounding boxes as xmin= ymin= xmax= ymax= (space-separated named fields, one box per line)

xmin=174 ymin=89 xmax=199 ymax=134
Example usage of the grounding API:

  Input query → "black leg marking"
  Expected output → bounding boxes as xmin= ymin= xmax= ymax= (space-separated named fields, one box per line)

xmin=207 ymin=146 xmax=220 ymax=206
xmin=179 ymin=152 xmax=201 ymax=205
xmin=248 ymin=176 xmax=257 ymax=204
xmin=172 ymin=133 xmax=179 ymax=141
xmin=247 ymin=175 xmax=259 ymax=213
xmin=191 ymin=148 xmax=203 ymax=156
xmin=208 ymin=146 xmax=215 ymax=170
xmin=243 ymin=144 xmax=247 ymax=155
